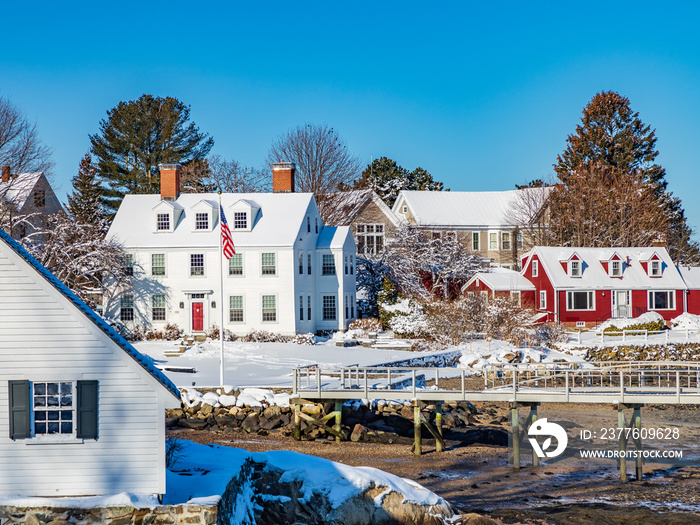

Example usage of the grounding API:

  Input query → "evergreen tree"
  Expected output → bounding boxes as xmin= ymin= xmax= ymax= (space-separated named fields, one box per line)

xmin=553 ymin=91 xmax=698 ymax=263
xmin=89 ymin=94 xmax=214 ymax=217
xmin=67 ymin=154 xmax=106 ymax=229
xmin=355 ymin=157 xmax=445 ymax=208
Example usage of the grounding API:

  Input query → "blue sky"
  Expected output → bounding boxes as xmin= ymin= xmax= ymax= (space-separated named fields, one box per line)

xmin=3 ymin=2 xmax=700 ymax=235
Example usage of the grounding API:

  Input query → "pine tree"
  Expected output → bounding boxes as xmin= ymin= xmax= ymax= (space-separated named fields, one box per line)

xmin=553 ymin=91 xmax=699 ymax=263
xmin=89 ymin=94 xmax=214 ymax=217
xmin=67 ymin=154 xmax=107 ymax=229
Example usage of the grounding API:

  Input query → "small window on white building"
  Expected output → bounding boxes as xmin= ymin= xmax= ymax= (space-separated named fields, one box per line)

xmin=262 ymin=253 xmax=276 ymax=275
xmin=307 ymin=216 xmax=310 ymax=233
xmin=322 ymin=254 xmax=336 ymax=275
xmin=120 ymin=295 xmax=134 ymax=321
xmin=229 ymin=253 xmax=243 ymax=276
xmin=323 ymin=295 xmax=337 ymax=321
xmin=307 ymin=295 xmax=312 ymax=321
xmin=152 ymin=295 xmax=166 ymax=321
xmin=190 ymin=254 xmax=204 ymax=276
xmin=152 ymin=254 xmax=165 ymax=276
xmin=230 ymin=295 xmax=244 ymax=323
xmin=234 ymin=212 xmax=247 ymax=230
xmin=350 ymin=255 xmax=354 ymax=275
xmin=315 ymin=218 xmax=318 ymax=234
xmin=299 ymin=251 xmax=304 ymax=275
xmin=307 ymin=253 xmax=312 ymax=275
xmin=156 ymin=213 xmax=170 ymax=231
xmin=123 ymin=254 xmax=134 ymax=276
xmin=262 ymin=295 xmax=277 ymax=322
xmin=195 ymin=212 xmax=209 ymax=230
xmin=33 ymin=382 xmax=73 ymax=435
xmin=344 ymin=255 xmax=349 ymax=275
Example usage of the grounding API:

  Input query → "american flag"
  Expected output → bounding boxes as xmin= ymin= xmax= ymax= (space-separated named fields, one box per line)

xmin=220 ymin=205 xmax=236 ymax=259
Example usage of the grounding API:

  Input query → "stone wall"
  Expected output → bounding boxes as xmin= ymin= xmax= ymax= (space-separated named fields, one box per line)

xmin=0 ymin=504 xmax=217 ymax=525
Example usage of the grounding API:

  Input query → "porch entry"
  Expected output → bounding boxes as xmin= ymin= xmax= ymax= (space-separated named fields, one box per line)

xmin=189 ymin=293 xmax=206 ymax=332
xmin=612 ymin=290 xmax=630 ymax=318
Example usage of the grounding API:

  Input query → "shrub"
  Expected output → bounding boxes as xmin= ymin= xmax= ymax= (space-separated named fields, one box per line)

xmin=206 ymin=324 xmax=237 ymax=341
xmin=603 ymin=320 xmax=666 ymax=334
xmin=241 ymin=330 xmax=291 ymax=343
xmin=348 ymin=318 xmax=382 ymax=335
xmin=292 ymin=332 xmax=316 ymax=345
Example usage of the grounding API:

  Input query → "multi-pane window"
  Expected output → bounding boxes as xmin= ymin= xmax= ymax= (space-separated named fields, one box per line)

xmin=307 ymin=216 xmax=311 ymax=233
xmin=322 ymin=295 xmax=337 ymax=321
xmin=532 ymin=260 xmax=538 ymax=278
xmin=123 ymin=254 xmax=134 ymax=276
xmin=33 ymin=382 xmax=73 ymax=435
xmin=229 ymin=254 xmax=243 ymax=275
xmin=344 ymin=255 xmax=349 ymax=275
xmin=195 ymin=212 xmax=209 ymax=230
xmin=299 ymin=295 xmax=304 ymax=321
xmin=489 ymin=232 xmax=497 ymax=250
xmin=472 ymin=232 xmax=480 ymax=251
xmin=539 ymin=290 xmax=546 ymax=310
xmin=34 ymin=189 xmax=46 ymax=208
xmin=315 ymin=218 xmax=318 ymax=234
xmin=322 ymin=254 xmax=336 ymax=275
xmin=307 ymin=253 xmax=312 ymax=275
xmin=566 ymin=291 xmax=594 ymax=310
xmin=611 ymin=260 xmax=621 ymax=277
xmin=570 ymin=260 xmax=581 ymax=277
xmin=262 ymin=253 xmax=276 ymax=275
xmin=517 ymin=232 xmax=523 ymax=251
xmin=356 ymin=224 xmax=384 ymax=255
xmin=230 ymin=295 xmax=244 ymax=323
xmin=234 ymin=212 xmax=247 ymax=230
xmin=299 ymin=251 xmax=304 ymax=274
xmin=350 ymin=295 xmax=355 ymax=318
xmin=650 ymin=260 xmax=661 ymax=276
xmin=190 ymin=254 xmax=204 ymax=276
xmin=511 ymin=291 xmax=521 ymax=307
xmin=120 ymin=295 xmax=134 ymax=321
xmin=350 ymin=255 xmax=354 ymax=275
xmin=307 ymin=295 xmax=312 ymax=321
xmin=152 ymin=254 xmax=165 ymax=276
xmin=502 ymin=232 xmax=511 ymax=251
xmin=152 ymin=295 xmax=166 ymax=321
xmin=262 ymin=295 xmax=277 ymax=322
xmin=649 ymin=291 xmax=675 ymax=310
xmin=156 ymin=213 xmax=170 ymax=231
xmin=345 ymin=295 xmax=349 ymax=319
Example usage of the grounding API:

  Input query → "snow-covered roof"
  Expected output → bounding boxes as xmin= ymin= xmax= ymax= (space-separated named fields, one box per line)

xmin=463 ymin=268 xmax=536 ymax=292
xmin=529 ymin=246 xmax=687 ymax=290
xmin=0 ymin=172 xmax=43 ymax=208
xmin=108 ymin=192 xmax=316 ymax=248
xmin=679 ymin=267 xmax=700 ymax=290
xmin=0 ymin=227 xmax=180 ymax=399
xmin=393 ymin=188 xmax=552 ymax=228
xmin=323 ymin=190 xmax=400 ymax=227
xmin=316 ymin=226 xmax=353 ymax=250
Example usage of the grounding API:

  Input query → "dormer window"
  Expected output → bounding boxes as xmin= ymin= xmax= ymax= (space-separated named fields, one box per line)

xmin=234 ymin=212 xmax=247 ymax=229
xmin=650 ymin=260 xmax=661 ymax=277
xmin=195 ymin=213 xmax=209 ymax=230
xmin=570 ymin=260 xmax=581 ymax=277
xmin=611 ymin=260 xmax=621 ymax=277
xmin=156 ymin=213 xmax=170 ymax=231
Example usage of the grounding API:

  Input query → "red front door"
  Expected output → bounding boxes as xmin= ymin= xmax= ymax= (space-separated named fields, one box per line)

xmin=192 ymin=302 xmax=204 ymax=331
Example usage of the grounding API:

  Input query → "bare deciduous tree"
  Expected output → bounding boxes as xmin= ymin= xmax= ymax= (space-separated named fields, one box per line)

xmin=0 ymin=96 xmax=53 ymax=175
xmin=503 ymin=185 xmax=555 ymax=249
xmin=180 ymin=156 xmax=269 ymax=194
xmin=266 ymin=124 xmax=361 ymax=205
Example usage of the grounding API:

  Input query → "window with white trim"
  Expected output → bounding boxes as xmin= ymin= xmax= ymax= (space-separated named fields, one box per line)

xmin=350 ymin=255 xmax=354 ymax=275
xmin=120 ymin=295 xmax=134 ymax=321
xmin=502 ymin=232 xmax=511 ymax=251
xmin=532 ymin=259 xmax=538 ymax=278
xmin=152 ymin=295 xmax=166 ymax=321
xmin=322 ymin=254 xmax=336 ymax=275
xmin=356 ymin=224 xmax=384 ymax=255
xmin=345 ymin=295 xmax=349 ymax=319
xmin=322 ymin=295 xmax=337 ymax=321
xmin=489 ymin=232 xmax=497 ymax=250
xmin=156 ymin=213 xmax=170 ymax=231
xmin=262 ymin=295 xmax=277 ymax=322
xmin=344 ymin=255 xmax=349 ymax=275
xmin=261 ymin=253 xmax=276 ymax=275
xmin=33 ymin=382 xmax=73 ymax=435
xmin=234 ymin=212 xmax=247 ymax=230
xmin=648 ymin=290 xmax=675 ymax=310
xmin=229 ymin=253 xmax=243 ymax=276
xmin=539 ymin=290 xmax=546 ymax=310
xmin=511 ymin=291 xmax=521 ymax=307
xmin=307 ymin=295 xmax=312 ymax=321
xmin=610 ymin=260 xmax=621 ymax=277
xmin=190 ymin=254 xmax=204 ymax=276
xmin=472 ymin=232 xmax=480 ymax=251
xmin=299 ymin=251 xmax=304 ymax=275
xmin=315 ymin=218 xmax=318 ymax=234
xmin=350 ymin=295 xmax=355 ymax=318
xmin=517 ymin=231 xmax=523 ymax=250
xmin=195 ymin=212 xmax=209 ymax=230
xmin=650 ymin=260 xmax=661 ymax=277
xmin=307 ymin=253 xmax=312 ymax=275
xmin=566 ymin=291 xmax=594 ymax=310
xmin=307 ymin=216 xmax=310 ymax=233
xmin=152 ymin=253 xmax=165 ymax=276
xmin=570 ymin=260 xmax=581 ymax=277
xmin=230 ymin=295 xmax=244 ymax=323
xmin=123 ymin=254 xmax=134 ymax=276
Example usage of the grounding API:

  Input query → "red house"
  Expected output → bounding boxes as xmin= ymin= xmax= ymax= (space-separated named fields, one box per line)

xmin=462 ymin=268 xmax=536 ymax=309
xmin=679 ymin=267 xmax=700 ymax=315
xmin=518 ymin=246 xmax=688 ymax=327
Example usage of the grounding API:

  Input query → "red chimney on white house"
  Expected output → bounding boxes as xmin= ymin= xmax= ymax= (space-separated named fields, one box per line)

xmin=159 ymin=164 xmax=181 ymax=200
xmin=1 ymin=165 xmax=10 ymax=183
xmin=272 ymin=162 xmax=296 ymax=193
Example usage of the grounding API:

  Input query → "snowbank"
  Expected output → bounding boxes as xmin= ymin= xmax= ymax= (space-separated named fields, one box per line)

xmin=597 ymin=311 xmax=664 ymax=331
xmin=671 ymin=312 xmax=700 ymax=330
xmin=181 ymin=387 xmax=291 ymax=409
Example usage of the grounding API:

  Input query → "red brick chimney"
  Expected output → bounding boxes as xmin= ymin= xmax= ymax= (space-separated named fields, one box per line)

xmin=1 ymin=165 xmax=10 ymax=183
xmin=159 ymin=163 xmax=181 ymax=200
xmin=652 ymin=233 xmax=667 ymax=248
xmin=272 ymin=162 xmax=296 ymax=193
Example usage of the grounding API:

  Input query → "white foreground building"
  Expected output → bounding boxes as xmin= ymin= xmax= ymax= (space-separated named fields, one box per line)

xmin=106 ymin=163 xmax=356 ymax=336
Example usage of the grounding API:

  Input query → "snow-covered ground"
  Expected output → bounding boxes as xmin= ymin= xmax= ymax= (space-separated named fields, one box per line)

xmin=134 ymin=338 xmax=453 ymax=389
xmin=0 ymin=440 xmax=447 ymax=512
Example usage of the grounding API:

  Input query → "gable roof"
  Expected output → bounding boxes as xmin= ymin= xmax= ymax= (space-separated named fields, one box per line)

xmin=530 ymin=246 xmax=687 ymax=290
xmin=463 ymin=268 xmax=536 ymax=292
xmin=0 ymin=172 xmax=43 ymax=209
xmin=108 ymin=192 xmax=316 ymax=248
xmin=0 ymin=227 xmax=179 ymax=399
xmin=679 ymin=267 xmax=700 ymax=290
xmin=316 ymin=226 xmax=353 ymax=249
xmin=321 ymin=190 xmax=400 ymax=227
xmin=393 ymin=188 xmax=552 ymax=228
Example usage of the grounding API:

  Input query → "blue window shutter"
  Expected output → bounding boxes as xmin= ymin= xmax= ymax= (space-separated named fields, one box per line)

xmin=77 ymin=381 xmax=98 ymax=439
xmin=9 ymin=380 xmax=31 ymax=439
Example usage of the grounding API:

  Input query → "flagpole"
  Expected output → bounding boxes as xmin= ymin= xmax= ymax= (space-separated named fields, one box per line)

xmin=218 ymin=191 xmax=225 ymax=387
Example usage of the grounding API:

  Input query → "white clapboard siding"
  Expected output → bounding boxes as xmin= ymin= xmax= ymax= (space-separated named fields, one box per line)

xmin=0 ymin=247 xmax=179 ymax=497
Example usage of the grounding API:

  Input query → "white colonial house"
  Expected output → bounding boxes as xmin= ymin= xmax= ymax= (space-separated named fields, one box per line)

xmin=106 ymin=163 xmax=357 ymax=336
xmin=0 ymin=226 xmax=180 ymax=497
